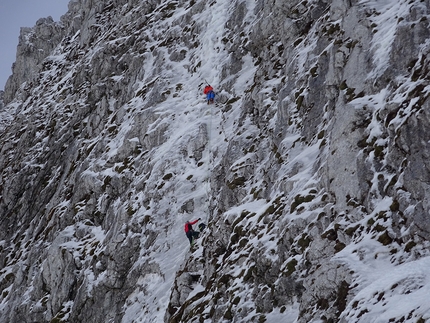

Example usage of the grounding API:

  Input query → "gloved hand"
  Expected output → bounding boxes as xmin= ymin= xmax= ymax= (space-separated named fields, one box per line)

xmin=198 ymin=218 xmax=201 ymax=220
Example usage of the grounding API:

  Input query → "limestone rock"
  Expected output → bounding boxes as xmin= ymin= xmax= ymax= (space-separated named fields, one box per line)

xmin=1 ymin=0 xmax=430 ymax=322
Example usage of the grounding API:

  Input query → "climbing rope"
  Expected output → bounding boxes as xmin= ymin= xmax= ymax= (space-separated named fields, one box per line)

xmin=204 ymin=96 xmax=213 ymax=222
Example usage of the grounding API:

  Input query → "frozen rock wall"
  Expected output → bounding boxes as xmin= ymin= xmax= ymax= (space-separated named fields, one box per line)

xmin=1 ymin=0 xmax=430 ymax=322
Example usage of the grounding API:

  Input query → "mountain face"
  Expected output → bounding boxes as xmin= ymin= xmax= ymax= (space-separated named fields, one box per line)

xmin=1 ymin=0 xmax=430 ymax=322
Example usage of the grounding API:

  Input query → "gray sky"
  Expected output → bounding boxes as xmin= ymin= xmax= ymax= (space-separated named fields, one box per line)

xmin=0 ymin=0 xmax=69 ymax=90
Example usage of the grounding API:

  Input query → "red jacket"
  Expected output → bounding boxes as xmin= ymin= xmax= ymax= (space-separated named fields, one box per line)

xmin=184 ymin=219 xmax=199 ymax=233
xmin=203 ymin=86 xmax=213 ymax=94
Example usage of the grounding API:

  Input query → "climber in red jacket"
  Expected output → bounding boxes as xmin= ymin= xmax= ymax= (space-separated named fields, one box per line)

xmin=184 ymin=218 xmax=201 ymax=245
xmin=203 ymin=85 xmax=215 ymax=104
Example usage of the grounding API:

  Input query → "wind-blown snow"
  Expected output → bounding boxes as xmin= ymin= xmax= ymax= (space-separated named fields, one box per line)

xmin=1 ymin=0 xmax=430 ymax=322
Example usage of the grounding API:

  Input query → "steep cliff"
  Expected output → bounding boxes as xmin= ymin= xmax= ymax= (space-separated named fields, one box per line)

xmin=1 ymin=0 xmax=430 ymax=322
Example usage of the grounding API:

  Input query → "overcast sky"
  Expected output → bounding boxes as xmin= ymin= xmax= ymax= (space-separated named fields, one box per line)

xmin=0 ymin=0 xmax=69 ymax=90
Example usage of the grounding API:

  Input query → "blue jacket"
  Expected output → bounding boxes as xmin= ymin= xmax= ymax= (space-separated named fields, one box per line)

xmin=206 ymin=91 xmax=215 ymax=100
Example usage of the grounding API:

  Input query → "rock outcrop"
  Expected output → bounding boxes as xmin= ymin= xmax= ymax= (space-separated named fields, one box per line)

xmin=1 ymin=0 xmax=430 ymax=322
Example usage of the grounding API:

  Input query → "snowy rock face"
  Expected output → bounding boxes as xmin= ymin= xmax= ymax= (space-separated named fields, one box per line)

xmin=1 ymin=0 xmax=430 ymax=322
xmin=3 ymin=16 xmax=66 ymax=104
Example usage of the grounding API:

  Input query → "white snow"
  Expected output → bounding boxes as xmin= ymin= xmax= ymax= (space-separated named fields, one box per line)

xmin=1 ymin=0 xmax=430 ymax=322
